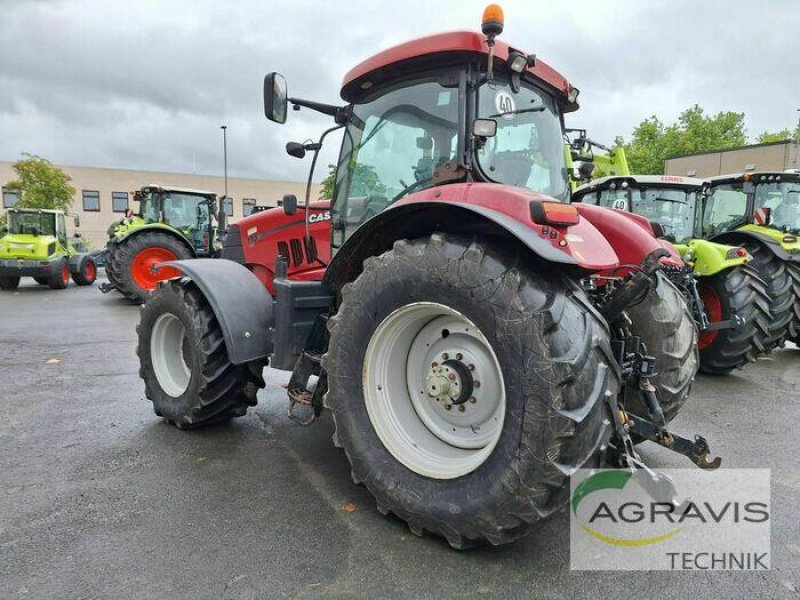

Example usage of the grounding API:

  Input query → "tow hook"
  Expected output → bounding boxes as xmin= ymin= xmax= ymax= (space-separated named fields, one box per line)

xmin=626 ymin=414 xmax=722 ymax=470
xmin=98 ymin=281 xmax=116 ymax=294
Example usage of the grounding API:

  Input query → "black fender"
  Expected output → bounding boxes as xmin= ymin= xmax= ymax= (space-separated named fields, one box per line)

xmin=324 ymin=201 xmax=578 ymax=292
xmin=157 ymin=259 xmax=274 ymax=365
xmin=709 ymin=230 xmax=800 ymax=262
xmin=122 ymin=225 xmax=198 ymax=257
xmin=68 ymin=253 xmax=86 ymax=273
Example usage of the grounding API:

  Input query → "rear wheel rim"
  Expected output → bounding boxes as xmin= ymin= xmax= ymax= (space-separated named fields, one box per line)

xmin=85 ymin=261 xmax=96 ymax=280
xmin=151 ymin=313 xmax=191 ymax=398
xmin=698 ymin=282 xmax=722 ymax=350
xmin=362 ymin=302 xmax=505 ymax=480
xmin=131 ymin=247 xmax=179 ymax=290
xmin=62 ymin=263 xmax=69 ymax=285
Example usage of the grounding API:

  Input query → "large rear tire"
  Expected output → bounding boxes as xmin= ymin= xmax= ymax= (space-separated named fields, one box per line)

xmin=622 ymin=271 xmax=698 ymax=424
xmin=785 ymin=260 xmax=800 ymax=343
xmin=111 ymin=232 xmax=192 ymax=303
xmin=323 ymin=234 xmax=618 ymax=548
xmin=0 ymin=276 xmax=20 ymax=290
xmin=744 ymin=242 xmax=794 ymax=350
xmin=136 ymin=278 xmax=266 ymax=428
xmin=697 ymin=266 xmax=772 ymax=374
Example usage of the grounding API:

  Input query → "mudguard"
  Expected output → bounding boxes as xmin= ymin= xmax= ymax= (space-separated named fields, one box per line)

xmin=677 ymin=239 xmax=750 ymax=277
xmin=156 ymin=259 xmax=274 ymax=364
xmin=710 ymin=228 xmax=800 ymax=263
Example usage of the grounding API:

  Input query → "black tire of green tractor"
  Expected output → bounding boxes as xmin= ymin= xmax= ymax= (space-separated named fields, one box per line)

xmin=744 ymin=242 xmax=794 ymax=350
xmin=111 ymin=232 xmax=192 ymax=303
xmin=104 ymin=240 xmax=118 ymax=283
xmin=48 ymin=258 xmax=69 ymax=290
xmin=33 ymin=277 xmax=49 ymax=285
xmin=322 ymin=234 xmax=619 ymax=548
xmin=697 ymin=266 xmax=772 ymax=375
xmin=0 ymin=276 xmax=20 ymax=290
xmin=136 ymin=278 xmax=266 ymax=429
xmin=785 ymin=260 xmax=800 ymax=343
xmin=72 ymin=255 xmax=97 ymax=286
xmin=623 ymin=271 xmax=698 ymax=426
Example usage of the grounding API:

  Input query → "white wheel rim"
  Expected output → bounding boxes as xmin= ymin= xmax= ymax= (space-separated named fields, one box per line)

xmin=150 ymin=313 xmax=191 ymax=398
xmin=363 ymin=302 xmax=506 ymax=480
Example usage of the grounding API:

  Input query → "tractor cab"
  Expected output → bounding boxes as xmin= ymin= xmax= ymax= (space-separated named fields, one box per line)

xmin=134 ymin=185 xmax=218 ymax=252
xmin=703 ymin=172 xmax=800 ymax=238
xmin=573 ymin=175 xmax=704 ymax=243
xmin=265 ymin=25 xmax=579 ymax=250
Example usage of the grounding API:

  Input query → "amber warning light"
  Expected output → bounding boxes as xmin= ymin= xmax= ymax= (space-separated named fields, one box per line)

xmin=530 ymin=201 xmax=580 ymax=226
xmin=482 ymin=4 xmax=505 ymax=36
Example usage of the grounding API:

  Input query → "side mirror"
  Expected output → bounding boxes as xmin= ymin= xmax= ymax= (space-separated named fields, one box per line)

xmin=472 ymin=118 xmax=497 ymax=138
xmin=73 ymin=215 xmax=80 ymax=228
xmin=286 ymin=142 xmax=306 ymax=159
xmin=264 ymin=72 xmax=288 ymax=124
xmin=283 ymin=194 xmax=298 ymax=216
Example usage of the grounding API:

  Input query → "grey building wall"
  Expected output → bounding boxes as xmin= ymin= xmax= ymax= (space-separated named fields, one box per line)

xmin=0 ymin=162 xmax=320 ymax=248
xmin=664 ymin=141 xmax=800 ymax=178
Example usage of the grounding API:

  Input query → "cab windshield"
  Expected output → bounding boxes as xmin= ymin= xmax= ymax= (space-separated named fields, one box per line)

xmin=702 ymin=184 xmax=748 ymax=236
xmin=755 ymin=181 xmax=800 ymax=233
xmin=333 ymin=75 xmax=459 ymax=246
xmin=142 ymin=192 xmax=210 ymax=230
xmin=8 ymin=212 xmax=56 ymax=236
xmin=476 ymin=80 xmax=568 ymax=201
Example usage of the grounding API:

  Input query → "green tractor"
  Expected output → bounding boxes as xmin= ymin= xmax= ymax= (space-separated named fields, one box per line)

xmin=0 ymin=208 xmax=97 ymax=290
xmin=101 ymin=185 xmax=224 ymax=303
xmin=572 ymin=175 xmax=772 ymax=374
xmin=564 ymin=128 xmax=630 ymax=191
xmin=702 ymin=171 xmax=800 ymax=348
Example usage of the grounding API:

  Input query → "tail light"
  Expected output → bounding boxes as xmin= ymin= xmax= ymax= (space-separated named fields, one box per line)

xmin=530 ymin=201 xmax=580 ymax=226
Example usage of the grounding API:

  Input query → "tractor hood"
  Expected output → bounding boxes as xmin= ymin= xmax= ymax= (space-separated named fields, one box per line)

xmin=0 ymin=232 xmax=58 ymax=260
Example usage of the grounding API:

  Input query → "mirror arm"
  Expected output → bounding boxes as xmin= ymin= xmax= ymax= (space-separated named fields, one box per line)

xmin=289 ymin=97 xmax=347 ymax=119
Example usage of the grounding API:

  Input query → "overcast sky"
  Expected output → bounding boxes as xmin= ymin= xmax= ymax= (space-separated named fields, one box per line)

xmin=1 ymin=0 xmax=798 ymax=188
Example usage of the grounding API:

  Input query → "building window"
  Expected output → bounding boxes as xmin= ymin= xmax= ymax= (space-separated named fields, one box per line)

xmin=2 ymin=187 xmax=18 ymax=208
xmin=112 ymin=191 xmax=129 ymax=213
xmin=82 ymin=190 xmax=100 ymax=211
xmin=242 ymin=198 xmax=256 ymax=216
xmin=224 ymin=197 xmax=233 ymax=217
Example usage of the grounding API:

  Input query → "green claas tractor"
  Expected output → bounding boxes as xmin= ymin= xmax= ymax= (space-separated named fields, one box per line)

xmin=572 ymin=175 xmax=772 ymax=374
xmin=702 ymin=171 xmax=800 ymax=348
xmin=0 ymin=208 xmax=96 ymax=290
xmin=564 ymin=128 xmax=630 ymax=191
xmin=100 ymin=185 xmax=224 ymax=303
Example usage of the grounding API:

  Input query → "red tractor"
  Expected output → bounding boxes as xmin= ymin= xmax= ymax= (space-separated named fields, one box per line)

xmin=136 ymin=6 xmax=717 ymax=547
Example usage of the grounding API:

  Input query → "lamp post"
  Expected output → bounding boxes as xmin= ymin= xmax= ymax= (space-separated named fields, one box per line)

xmin=221 ymin=125 xmax=228 ymax=199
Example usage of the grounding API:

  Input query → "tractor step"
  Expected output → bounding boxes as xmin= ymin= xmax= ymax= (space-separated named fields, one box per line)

xmin=700 ymin=315 xmax=743 ymax=332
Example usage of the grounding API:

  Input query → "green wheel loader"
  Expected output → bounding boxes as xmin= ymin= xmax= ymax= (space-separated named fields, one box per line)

xmin=702 ymin=171 xmax=800 ymax=349
xmin=564 ymin=128 xmax=630 ymax=191
xmin=572 ymin=175 xmax=772 ymax=374
xmin=100 ymin=185 xmax=225 ymax=303
xmin=0 ymin=208 xmax=96 ymax=290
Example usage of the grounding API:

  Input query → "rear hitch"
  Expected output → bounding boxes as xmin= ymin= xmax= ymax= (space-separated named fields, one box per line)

xmin=98 ymin=281 xmax=117 ymax=294
xmin=626 ymin=413 xmax=722 ymax=470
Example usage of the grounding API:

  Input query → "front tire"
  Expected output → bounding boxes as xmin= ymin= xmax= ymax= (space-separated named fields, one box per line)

xmin=745 ymin=242 xmax=794 ymax=350
xmin=697 ymin=266 xmax=772 ymax=374
xmin=136 ymin=278 xmax=266 ymax=428
xmin=0 ymin=276 xmax=20 ymax=290
xmin=72 ymin=255 xmax=97 ymax=286
xmin=622 ymin=271 xmax=698 ymax=424
xmin=323 ymin=234 xmax=618 ymax=548
xmin=48 ymin=258 xmax=69 ymax=289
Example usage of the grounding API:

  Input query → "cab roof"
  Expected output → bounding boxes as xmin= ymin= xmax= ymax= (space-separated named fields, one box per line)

xmin=573 ymin=174 xmax=704 ymax=198
xmin=340 ymin=30 xmax=577 ymax=110
xmin=142 ymin=184 xmax=216 ymax=197
xmin=8 ymin=207 xmax=63 ymax=215
xmin=707 ymin=171 xmax=800 ymax=186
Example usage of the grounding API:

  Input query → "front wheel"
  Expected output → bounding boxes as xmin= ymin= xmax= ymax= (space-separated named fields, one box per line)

xmin=697 ymin=266 xmax=772 ymax=374
xmin=745 ymin=242 xmax=794 ymax=350
xmin=71 ymin=255 xmax=97 ymax=286
xmin=323 ymin=234 xmax=618 ymax=548
xmin=0 ymin=276 xmax=20 ymax=290
xmin=622 ymin=271 xmax=698 ymax=424
xmin=48 ymin=258 xmax=69 ymax=290
xmin=136 ymin=278 xmax=266 ymax=428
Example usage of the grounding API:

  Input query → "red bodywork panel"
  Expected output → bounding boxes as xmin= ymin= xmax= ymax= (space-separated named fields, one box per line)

xmin=395 ymin=183 xmax=679 ymax=271
xmin=340 ymin=31 xmax=576 ymax=109
xmin=236 ymin=201 xmax=330 ymax=295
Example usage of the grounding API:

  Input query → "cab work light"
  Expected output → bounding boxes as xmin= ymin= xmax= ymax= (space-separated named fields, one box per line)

xmin=530 ymin=201 xmax=580 ymax=226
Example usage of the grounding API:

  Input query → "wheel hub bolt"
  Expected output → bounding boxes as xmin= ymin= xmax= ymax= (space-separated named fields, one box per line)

xmin=448 ymin=373 xmax=456 ymax=381
xmin=458 ymin=405 xmax=466 ymax=412
xmin=456 ymin=353 xmax=463 ymax=360
xmin=442 ymin=353 xmax=449 ymax=360
xmin=468 ymin=364 xmax=475 ymax=371
xmin=474 ymin=380 xmax=481 ymax=388
xmin=469 ymin=397 xmax=477 ymax=403
xmin=431 ymin=362 xmax=438 ymax=368
xmin=445 ymin=404 xmax=452 ymax=411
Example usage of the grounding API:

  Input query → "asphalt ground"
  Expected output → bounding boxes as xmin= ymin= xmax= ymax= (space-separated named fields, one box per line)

xmin=1 ymin=278 xmax=798 ymax=599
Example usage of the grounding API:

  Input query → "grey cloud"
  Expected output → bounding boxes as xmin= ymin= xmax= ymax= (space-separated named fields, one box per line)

xmin=0 ymin=0 xmax=797 ymax=184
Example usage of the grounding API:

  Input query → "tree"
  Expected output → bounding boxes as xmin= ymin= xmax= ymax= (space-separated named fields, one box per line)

xmin=5 ymin=153 xmax=75 ymax=212
xmin=621 ymin=105 xmax=748 ymax=174
xmin=318 ymin=162 xmax=387 ymax=199
xmin=757 ymin=125 xmax=800 ymax=144
xmin=319 ymin=164 xmax=336 ymax=200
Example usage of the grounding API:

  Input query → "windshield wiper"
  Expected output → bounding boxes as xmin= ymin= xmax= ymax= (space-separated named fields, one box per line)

xmin=488 ymin=106 xmax=546 ymax=118
xmin=655 ymin=196 xmax=687 ymax=204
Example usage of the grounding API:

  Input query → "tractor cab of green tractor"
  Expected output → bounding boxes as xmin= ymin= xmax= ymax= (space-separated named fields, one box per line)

xmin=134 ymin=185 xmax=219 ymax=252
xmin=564 ymin=129 xmax=630 ymax=191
